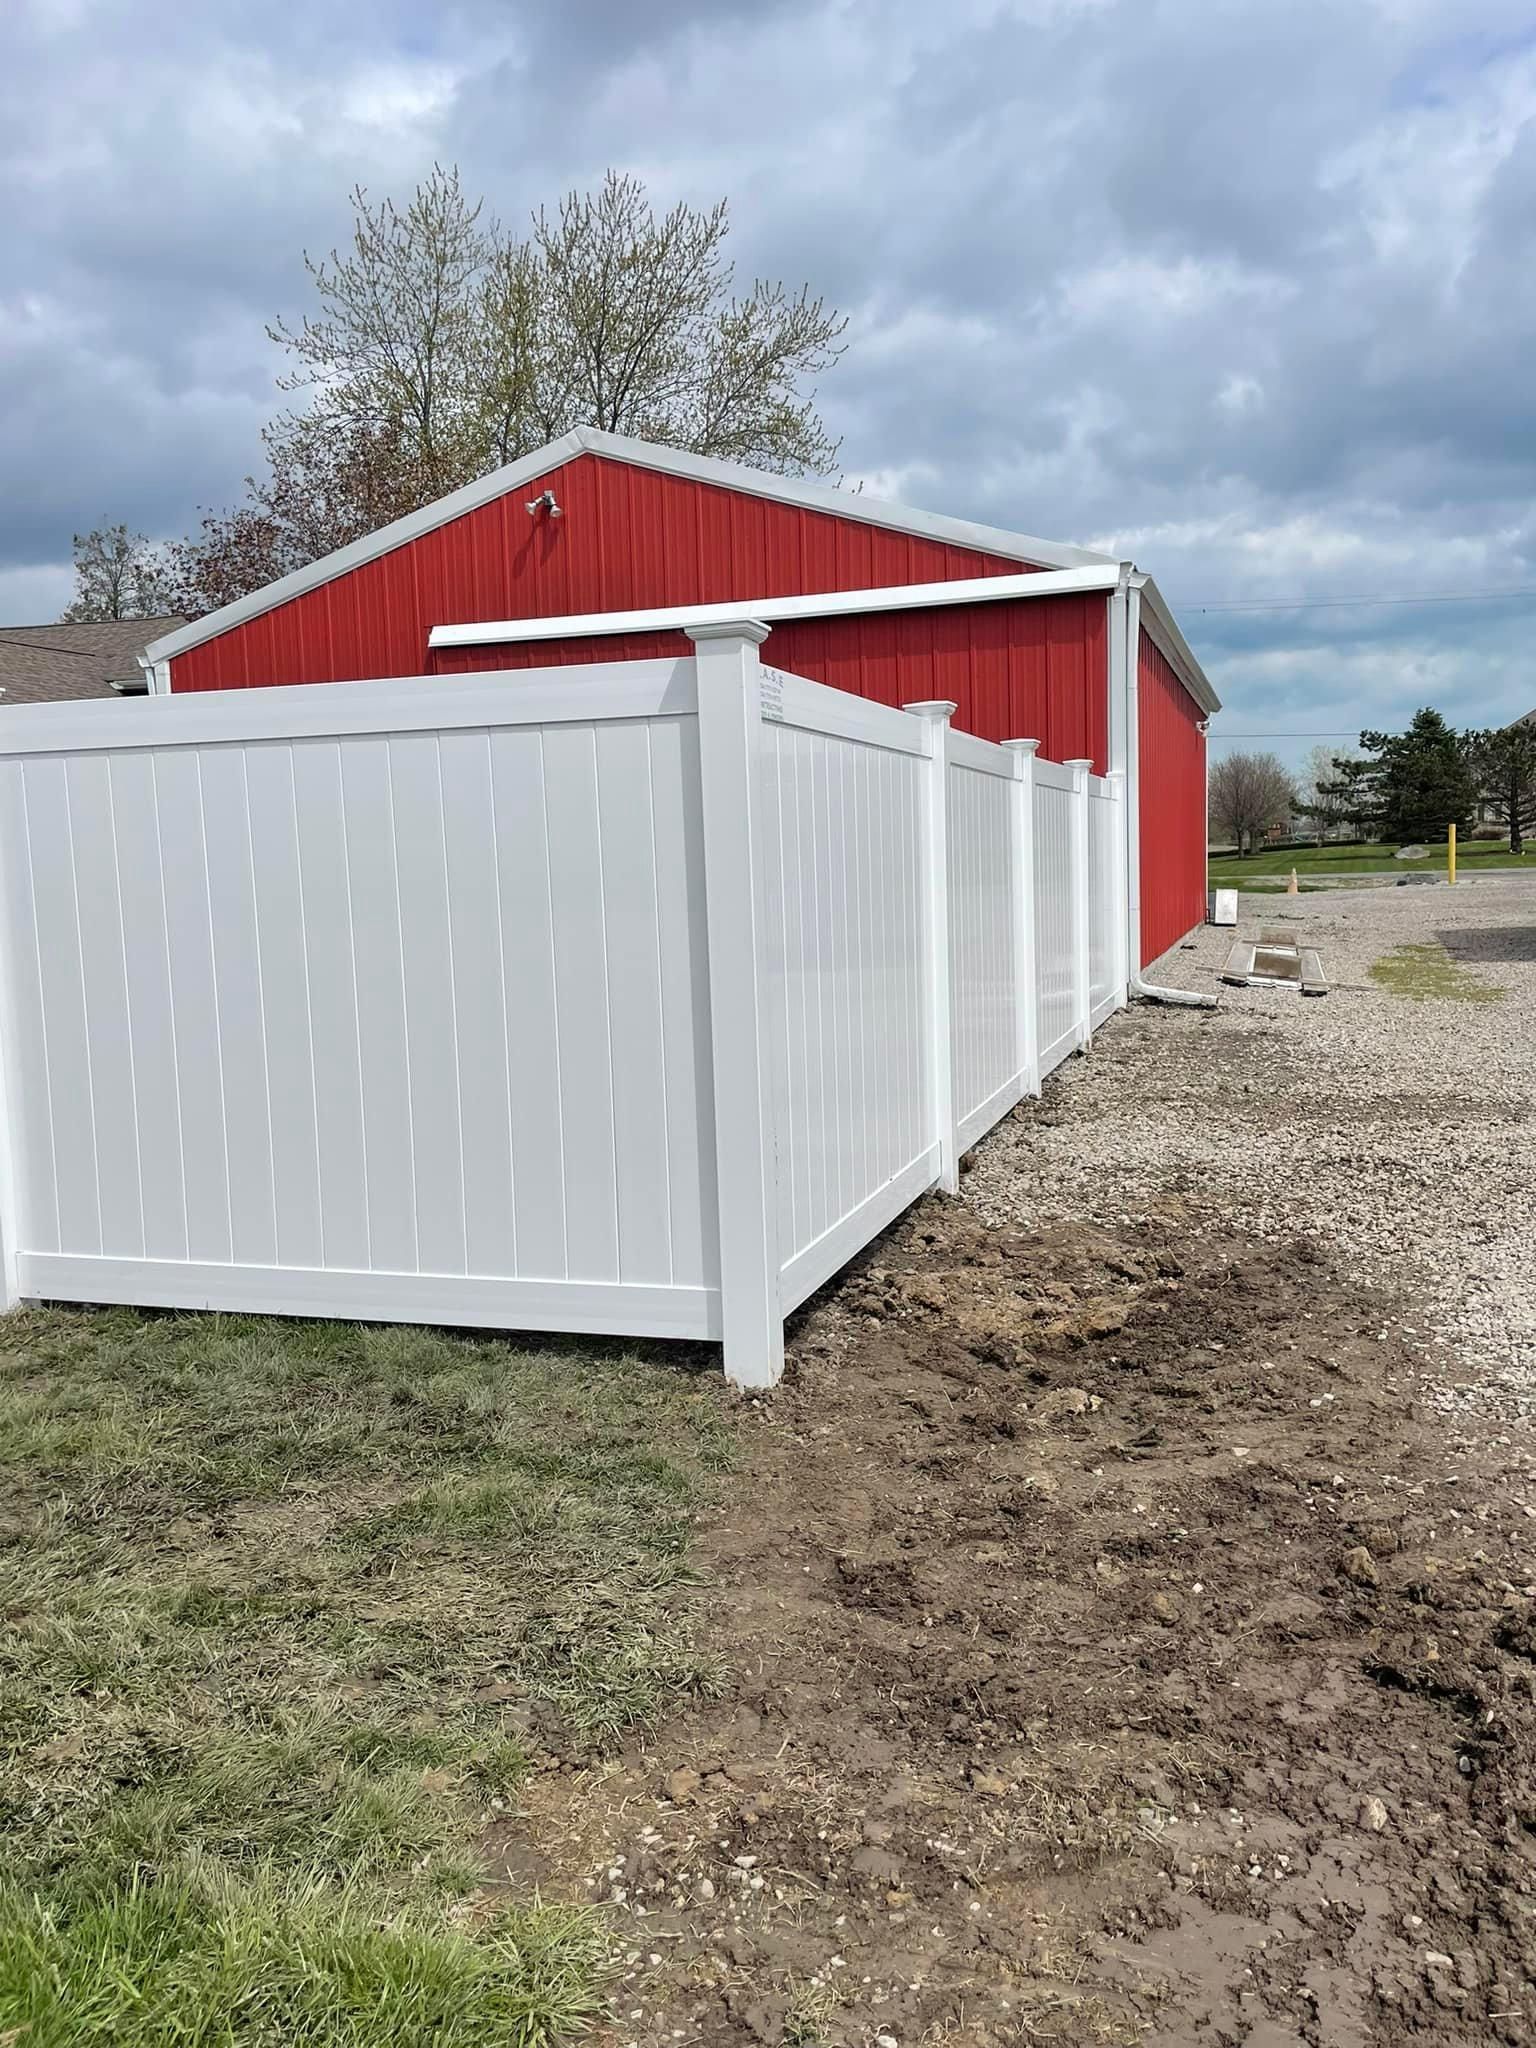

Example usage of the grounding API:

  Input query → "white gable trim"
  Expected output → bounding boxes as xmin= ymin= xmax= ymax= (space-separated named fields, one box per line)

xmin=428 ymin=565 xmax=1124 ymax=651
xmin=145 ymin=426 xmax=1113 ymax=666
xmin=1135 ymin=574 xmax=1221 ymax=716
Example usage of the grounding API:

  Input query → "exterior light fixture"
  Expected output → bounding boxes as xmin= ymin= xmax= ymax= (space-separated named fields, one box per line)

xmin=526 ymin=489 xmax=562 ymax=518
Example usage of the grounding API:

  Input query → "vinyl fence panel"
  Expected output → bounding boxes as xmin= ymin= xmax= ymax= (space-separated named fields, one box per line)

xmin=0 ymin=638 xmax=1129 ymax=1388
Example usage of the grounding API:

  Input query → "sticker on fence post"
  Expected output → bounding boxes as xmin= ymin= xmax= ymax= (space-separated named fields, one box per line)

xmin=902 ymin=700 xmax=959 ymax=1194
xmin=689 ymin=620 xmax=785 ymax=1389
xmin=1065 ymin=759 xmax=1093 ymax=1049
xmin=1002 ymin=740 xmax=1041 ymax=1097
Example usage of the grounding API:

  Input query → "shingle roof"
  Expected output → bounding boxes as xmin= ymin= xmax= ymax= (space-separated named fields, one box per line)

xmin=0 ymin=618 xmax=186 ymax=705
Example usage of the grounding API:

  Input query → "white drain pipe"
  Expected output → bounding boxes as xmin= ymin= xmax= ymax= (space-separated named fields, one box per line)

xmin=1114 ymin=569 xmax=1217 ymax=1010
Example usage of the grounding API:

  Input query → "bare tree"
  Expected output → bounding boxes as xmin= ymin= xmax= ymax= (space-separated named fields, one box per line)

xmin=1209 ymin=750 xmax=1297 ymax=855
xmin=166 ymin=167 xmax=849 ymax=613
xmin=61 ymin=524 xmax=172 ymax=622
xmin=1297 ymin=743 xmax=1362 ymax=843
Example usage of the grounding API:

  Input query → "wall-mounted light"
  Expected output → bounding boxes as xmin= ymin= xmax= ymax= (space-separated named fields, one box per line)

xmin=525 ymin=488 xmax=562 ymax=518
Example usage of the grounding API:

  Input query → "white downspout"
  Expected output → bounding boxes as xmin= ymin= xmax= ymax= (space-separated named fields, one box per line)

xmin=1119 ymin=569 xmax=1216 ymax=1010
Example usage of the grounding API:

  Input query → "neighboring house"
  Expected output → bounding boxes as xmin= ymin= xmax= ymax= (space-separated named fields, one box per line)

xmin=144 ymin=429 xmax=1218 ymax=965
xmin=0 ymin=618 xmax=186 ymax=706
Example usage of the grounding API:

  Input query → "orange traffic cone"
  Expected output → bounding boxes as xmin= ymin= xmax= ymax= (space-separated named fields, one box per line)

xmin=1286 ymin=868 xmax=1299 ymax=895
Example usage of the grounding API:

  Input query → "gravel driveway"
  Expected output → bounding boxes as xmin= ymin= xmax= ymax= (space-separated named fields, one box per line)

xmin=965 ymin=873 xmax=1535 ymax=1418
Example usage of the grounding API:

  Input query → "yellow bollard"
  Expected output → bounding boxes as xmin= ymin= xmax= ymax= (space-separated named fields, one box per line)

xmin=1448 ymin=822 xmax=1456 ymax=886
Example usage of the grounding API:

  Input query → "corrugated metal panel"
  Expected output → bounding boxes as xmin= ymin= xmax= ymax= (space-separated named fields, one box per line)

xmin=429 ymin=595 xmax=1111 ymax=771
xmin=172 ymin=451 xmax=1033 ymax=693
xmin=1138 ymin=630 xmax=1207 ymax=966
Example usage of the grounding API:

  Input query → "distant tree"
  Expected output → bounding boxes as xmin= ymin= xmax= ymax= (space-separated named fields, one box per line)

xmin=1361 ymin=708 xmax=1477 ymax=844
xmin=60 ymin=523 xmax=172 ymax=622
xmin=1463 ymin=719 xmax=1536 ymax=854
xmin=165 ymin=166 xmax=848 ymax=614
xmin=1297 ymin=743 xmax=1363 ymax=842
xmin=1297 ymin=748 xmax=1381 ymax=841
xmin=1209 ymin=750 xmax=1298 ymax=855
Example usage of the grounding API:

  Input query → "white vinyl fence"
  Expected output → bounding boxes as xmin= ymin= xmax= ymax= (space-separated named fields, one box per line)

xmin=0 ymin=629 xmax=1126 ymax=1386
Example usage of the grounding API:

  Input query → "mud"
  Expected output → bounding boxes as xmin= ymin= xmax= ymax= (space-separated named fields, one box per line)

xmin=521 ymin=1192 xmax=1536 ymax=2046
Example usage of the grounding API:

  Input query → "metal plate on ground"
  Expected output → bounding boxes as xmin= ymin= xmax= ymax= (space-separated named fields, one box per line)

xmin=1221 ymin=935 xmax=1328 ymax=993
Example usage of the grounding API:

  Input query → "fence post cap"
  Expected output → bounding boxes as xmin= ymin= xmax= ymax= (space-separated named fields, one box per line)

xmin=1002 ymin=738 xmax=1040 ymax=754
xmin=901 ymin=700 xmax=958 ymax=721
xmin=685 ymin=619 xmax=771 ymax=646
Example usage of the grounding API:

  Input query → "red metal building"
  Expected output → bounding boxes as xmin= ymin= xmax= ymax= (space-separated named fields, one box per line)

xmin=144 ymin=429 xmax=1217 ymax=968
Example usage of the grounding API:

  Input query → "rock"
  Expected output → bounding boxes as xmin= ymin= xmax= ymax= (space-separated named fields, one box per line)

xmin=1341 ymin=1545 xmax=1381 ymax=1588
xmin=1150 ymin=1591 xmax=1185 ymax=1625
xmin=971 ymin=1767 xmax=1010 ymax=1798
xmin=1360 ymin=1795 xmax=1390 ymax=1832
xmin=664 ymin=1765 xmax=702 ymax=1803
xmin=1082 ymin=1308 xmax=1125 ymax=1339
xmin=1036 ymin=1385 xmax=1101 ymax=1419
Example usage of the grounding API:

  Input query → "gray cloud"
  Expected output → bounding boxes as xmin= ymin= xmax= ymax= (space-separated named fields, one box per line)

xmin=4 ymin=0 xmax=1536 ymax=754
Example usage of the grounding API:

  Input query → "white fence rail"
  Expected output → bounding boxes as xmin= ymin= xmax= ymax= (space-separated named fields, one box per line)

xmin=0 ymin=634 xmax=1127 ymax=1387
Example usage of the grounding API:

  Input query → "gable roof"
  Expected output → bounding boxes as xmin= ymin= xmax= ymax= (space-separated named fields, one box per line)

xmin=144 ymin=427 xmax=1115 ymax=666
xmin=0 ymin=617 xmax=186 ymax=705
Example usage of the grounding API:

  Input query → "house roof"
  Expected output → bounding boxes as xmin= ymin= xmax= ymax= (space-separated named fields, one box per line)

xmin=144 ymin=427 xmax=1116 ymax=667
xmin=0 ymin=618 xmax=186 ymax=705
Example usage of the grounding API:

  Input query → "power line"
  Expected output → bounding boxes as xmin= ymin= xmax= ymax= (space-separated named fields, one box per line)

xmin=1180 ymin=586 xmax=1536 ymax=614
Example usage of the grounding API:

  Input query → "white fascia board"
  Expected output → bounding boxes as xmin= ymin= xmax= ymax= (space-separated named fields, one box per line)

xmin=145 ymin=424 xmax=1113 ymax=666
xmin=429 ymin=564 xmax=1123 ymax=649
xmin=1134 ymin=574 xmax=1221 ymax=715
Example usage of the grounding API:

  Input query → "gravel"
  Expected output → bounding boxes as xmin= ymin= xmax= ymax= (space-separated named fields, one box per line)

xmin=963 ymin=873 xmax=1535 ymax=1417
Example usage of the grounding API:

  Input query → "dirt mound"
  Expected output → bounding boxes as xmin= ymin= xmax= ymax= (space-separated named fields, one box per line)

xmin=521 ymin=1197 xmax=1536 ymax=2046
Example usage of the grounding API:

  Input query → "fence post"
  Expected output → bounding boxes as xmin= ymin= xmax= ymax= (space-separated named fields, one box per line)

xmin=1104 ymin=769 xmax=1129 ymax=1007
xmin=1002 ymin=740 xmax=1041 ymax=1096
xmin=903 ymin=700 xmax=959 ymax=1194
xmin=689 ymin=621 xmax=783 ymax=1390
xmin=1065 ymin=758 xmax=1093 ymax=1048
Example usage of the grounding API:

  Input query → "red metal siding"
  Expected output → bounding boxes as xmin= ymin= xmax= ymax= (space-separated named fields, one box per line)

xmin=1137 ymin=631 xmax=1207 ymax=966
xmin=429 ymin=596 xmax=1110 ymax=770
xmin=170 ymin=451 xmax=1034 ymax=694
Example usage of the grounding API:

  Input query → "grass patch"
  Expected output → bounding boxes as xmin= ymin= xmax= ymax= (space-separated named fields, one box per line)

xmin=1208 ymin=838 xmax=1536 ymax=885
xmin=0 ymin=1309 xmax=734 ymax=2043
xmin=0 ymin=1868 xmax=607 ymax=2048
xmin=1368 ymin=942 xmax=1505 ymax=1003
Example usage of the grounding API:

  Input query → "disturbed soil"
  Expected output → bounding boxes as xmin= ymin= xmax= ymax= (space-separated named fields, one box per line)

xmin=513 ymin=1165 xmax=1536 ymax=2047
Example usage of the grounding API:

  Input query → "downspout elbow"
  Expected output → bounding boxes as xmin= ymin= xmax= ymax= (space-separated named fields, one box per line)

xmin=1128 ymin=970 xmax=1217 ymax=1009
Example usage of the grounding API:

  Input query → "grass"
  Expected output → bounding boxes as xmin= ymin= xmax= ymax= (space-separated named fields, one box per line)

xmin=1368 ymin=942 xmax=1505 ymax=1003
xmin=1208 ymin=838 xmax=1536 ymax=886
xmin=0 ymin=1308 xmax=734 ymax=2044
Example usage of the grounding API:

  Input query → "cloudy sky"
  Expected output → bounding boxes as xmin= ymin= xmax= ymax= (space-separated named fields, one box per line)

xmin=5 ymin=0 xmax=1536 ymax=764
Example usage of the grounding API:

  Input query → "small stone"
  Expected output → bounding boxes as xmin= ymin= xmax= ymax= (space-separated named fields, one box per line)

xmin=664 ymin=1766 xmax=701 ymax=1803
xmin=1341 ymin=1546 xmax=1381 ymax=1588
xmin=971 ymin=1768 xmax=1009 ymax=1798
xmin=1359 ymin=1796 xmax=1389 ymax=1832
xmin=697 ymin=1877 xmax=715 ymax=1901
xmin=1150 ymin=1591 xmax=1185 ymax=1624
xmin=1036 ymin=1385 xmax=1100 ymax=1418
